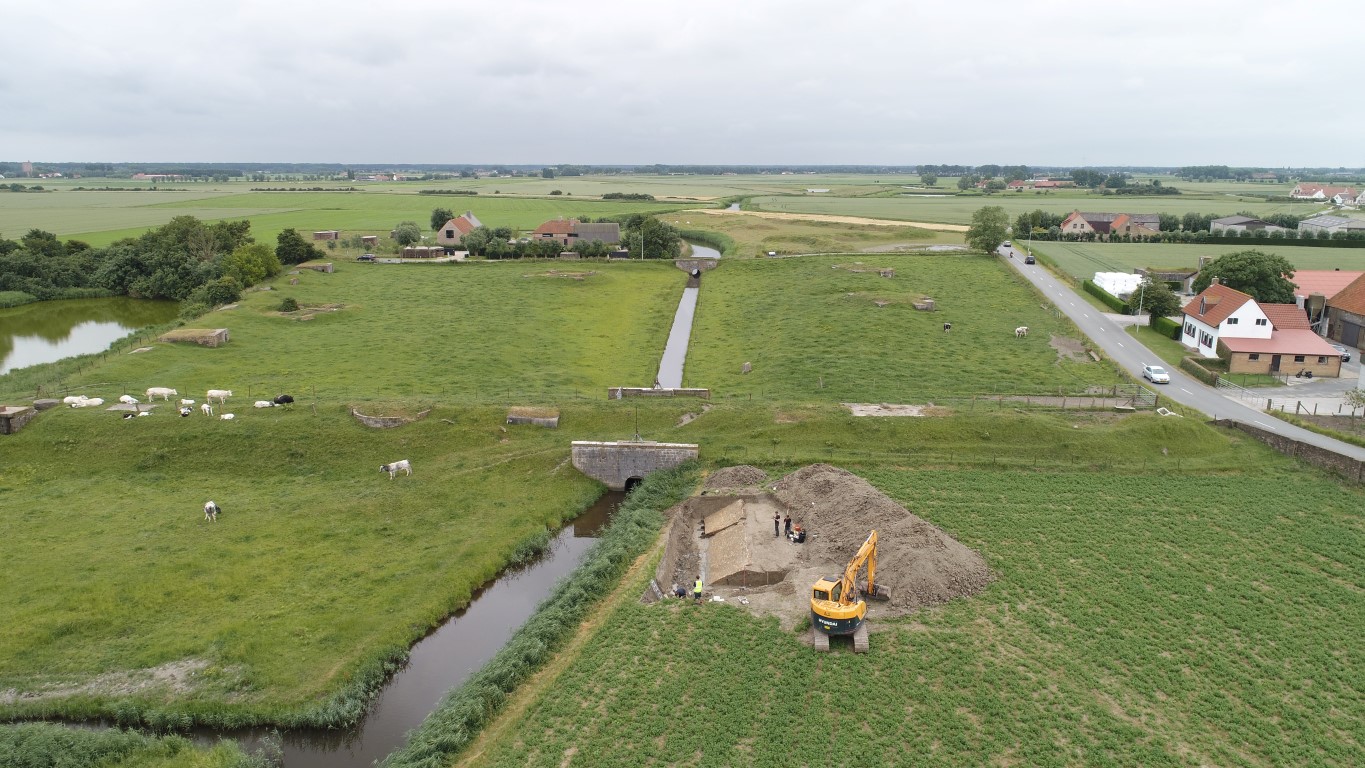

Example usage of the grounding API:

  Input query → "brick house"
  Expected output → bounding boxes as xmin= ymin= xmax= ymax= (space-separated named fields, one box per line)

xmin=531 ymin=219 xmax=621 ymax=248
xmin=1059 ymin=211 xmax=1160 ymax=237
xmin=1323 ymin=272 xmax=1365 ymax=351
xmin=1290 ymin=183 xmax=1358 ymax=201
xmin=436 ymin=211 xmax=482 ymax=246
xmin=1182 ymin=279 xmax=1342 ymax=375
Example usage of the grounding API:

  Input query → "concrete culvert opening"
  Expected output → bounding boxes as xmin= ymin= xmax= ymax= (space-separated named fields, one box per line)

xmin=623 ymin=476 xmax=644 ymax=493
xmin=652 ymin=464 xmax=993 ymax=630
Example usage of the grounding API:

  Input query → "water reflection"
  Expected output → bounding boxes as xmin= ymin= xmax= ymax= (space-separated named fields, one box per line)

xmin=0 ymin=298 xmax=179 ymax=375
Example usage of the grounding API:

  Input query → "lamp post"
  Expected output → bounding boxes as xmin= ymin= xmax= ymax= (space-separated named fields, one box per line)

xmin=1137 ymin=280 xmax=1146 ymax=327
xmin=639 ymin=232 xmax=644 ymax=261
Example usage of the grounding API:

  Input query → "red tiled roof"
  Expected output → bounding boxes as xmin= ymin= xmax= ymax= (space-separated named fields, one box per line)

xmin=1182 ymin=282 xmax=1254 ymax=326
xmin=1328 ymin=272 xmax=1365 ymax=316
xmin=442 ymin=217 xmax=475 ymax=235
xmin=1292 ymin=270 xmax=1365 ymax=300
xmin=1258 ymin=303 xmax=1310 ymax=330
xmin=533 ymin=219 xmax=575 ymax=236
xmin=1219 ymin=330 xmax=1341 ymax=356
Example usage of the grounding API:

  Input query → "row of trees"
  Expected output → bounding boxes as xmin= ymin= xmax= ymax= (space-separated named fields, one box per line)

xmin=0 ymin=217 xmax=325 ymax=316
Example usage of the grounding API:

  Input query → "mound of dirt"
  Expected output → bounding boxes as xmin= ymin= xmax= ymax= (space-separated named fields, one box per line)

xmin=703 ymin=465 xmax=768 ymax=491
xmin=771 ymin=464 xmax=991 ymax=614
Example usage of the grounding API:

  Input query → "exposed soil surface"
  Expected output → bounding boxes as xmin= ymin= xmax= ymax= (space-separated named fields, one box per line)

xmin=689 ymin=208 xmax=969 ymax=232
xmin=658 ymin=464 xmax=992 ymax=630
xmin=844 ymin=403 xmax=951 ymax=417
xmin=1049 ymin=334 xmax=1091 ymax=362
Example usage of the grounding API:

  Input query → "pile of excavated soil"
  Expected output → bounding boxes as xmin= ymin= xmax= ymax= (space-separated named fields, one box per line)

xmin=703 ymin=465 xmax=768 ymax=492
xmin=770 ymin=464 xmax=991 ymax=614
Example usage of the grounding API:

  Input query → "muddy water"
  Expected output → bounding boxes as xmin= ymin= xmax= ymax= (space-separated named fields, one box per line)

xmin=187 ymin=492 xmax=624 ymax=766
xmin=688 ymin=242 xmax=721 ymax=260
xmin=656 ymin=286 xmax=698 ymax=389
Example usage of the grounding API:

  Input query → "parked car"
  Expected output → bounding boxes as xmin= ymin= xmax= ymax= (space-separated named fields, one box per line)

xmin=1330 ymin=343 xmax=1352 ymax=362
xmin=1023 ymin=254 xmax=1036 ymax=264
xmin=356 ymin=254 xmax=376 ymax=262
xmin=1142 ymin=364 xmax=1170 ymax=384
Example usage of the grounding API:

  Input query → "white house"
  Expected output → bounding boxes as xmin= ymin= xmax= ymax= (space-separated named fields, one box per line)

xmin=1180 ymin=279 xmax=1270 ymax=358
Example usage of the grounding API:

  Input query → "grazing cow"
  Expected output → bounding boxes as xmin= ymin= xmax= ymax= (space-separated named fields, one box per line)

xmin=943 ymin=322 xmax=952 ymax=333
xmin=200 ymin=403 xmax=214 ymax=417
xmin=179 ymin=406 xmax=192 ymax=417
xmin=206 ymin=389 xmax=232 ymax=404
xmin=119 ymin=394 xmax=139 ymax=405
xmin=220 ymin=413 xmax=235 ymax=420
xmin=253 ymin=400 xmax=275 ymax=408
xmin=273 ymin=394 xmax=294 ymax=406
xmin=741 ymin=361 xmax=752 ymax=374
xmin=1015 ymin=326 xmax=1029 ymax=338
xmin=145 ymin=387 xmax=177 ymax=401
xmin=204 ymin=500 xmax=220 ymax=522
xmin=380 ymin=459 xmax=412 ymax=479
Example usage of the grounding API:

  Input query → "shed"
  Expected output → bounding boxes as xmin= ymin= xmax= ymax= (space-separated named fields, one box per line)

xmin=312 ymin=230 xmax=340 ymax=241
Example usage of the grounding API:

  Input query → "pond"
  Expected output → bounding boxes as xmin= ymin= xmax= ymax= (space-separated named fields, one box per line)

xmin=0 ymin=298 xmax=180 ymax=375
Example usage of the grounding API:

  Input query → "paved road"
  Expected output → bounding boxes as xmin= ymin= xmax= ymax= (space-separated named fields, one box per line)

xmin=998 ymin=245 xmax=1365 ymax=462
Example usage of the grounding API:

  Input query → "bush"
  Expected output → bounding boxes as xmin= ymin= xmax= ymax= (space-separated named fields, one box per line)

xmin=1082 ymin=280 xmax=1128 ymax=312
xmin=1151 ymin=315 xmax=1181 ymax=339
xmin=278 ymin=297 xmax=299 ymax=312
xmin=1180 ymin=356 xmax=1220 ymax=385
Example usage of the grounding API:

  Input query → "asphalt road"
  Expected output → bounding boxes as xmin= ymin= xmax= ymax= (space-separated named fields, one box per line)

xmin=998 ymin=244 xmax=1365 ymax=462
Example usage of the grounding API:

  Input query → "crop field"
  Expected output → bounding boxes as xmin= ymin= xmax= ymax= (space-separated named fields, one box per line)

xmin=0 ymin=259 xmax=683 ymax=402
xmin=747 ymin=191 xmax=1331 ymax=226
xmin=685 ymin=254 xmax=1117 ymax=401
xmin=466 ymin=465 xmax=1365 ymax=768
xmin=1031 ymin=241 xmax=1365 ymax=279
xmin=667 ymin=211 xmax=956 ymax=257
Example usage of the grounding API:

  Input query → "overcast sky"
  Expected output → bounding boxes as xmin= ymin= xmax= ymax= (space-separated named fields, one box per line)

xmin=4 ymin=0 xmax=1362 ymax=167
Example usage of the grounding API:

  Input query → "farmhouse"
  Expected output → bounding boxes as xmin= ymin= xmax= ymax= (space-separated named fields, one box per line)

xmin=531 ymin=219 xmax=622 ymax=248
xmin=1299 ymin=215 xmax=1365 ymax=237
xmin=1031 ymin=179 xmax=1073 ymax=189
xmin=1292 ymin=269 xmax=1365 ymax=330
xmin=1323 ymin=272 xmax=1365 ymax=351
xmin=1181 ymin=280 xmax=1341 ymax=375
xmin=1210 ymin=215 xmax=1285 ymax=235
xmin=1290 ymin=183 xmax=1358 ymax=202
xmin=1060 ymin=211 xmax=1161 ymax=237
xmin=436 ymin=211 xmax=482 ymax=246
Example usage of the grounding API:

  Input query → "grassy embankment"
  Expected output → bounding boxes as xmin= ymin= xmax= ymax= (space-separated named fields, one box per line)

xmin=671 ymin=212 xmax=959 ymax=258
xmin=462 ymin=460 xmax=1365 ymax=768
xmin=0 ymin=722 xmax=268 ymax=767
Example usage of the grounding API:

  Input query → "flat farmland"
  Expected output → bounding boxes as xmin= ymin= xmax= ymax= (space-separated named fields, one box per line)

xmin=668 ymin=210 xmax=956 ymax=257
xmin=3 ymin=259 xmax=683 ymax=402
xmin=1032 ymin=241 xmax=1365 ymax=279
xmin=685 ymin=254 xmax=1114 ymax=401
xmin=466 ymin=466 xmax=1365 ymax=768
xmin=748 ymin=192 xmax=1331 ymax=226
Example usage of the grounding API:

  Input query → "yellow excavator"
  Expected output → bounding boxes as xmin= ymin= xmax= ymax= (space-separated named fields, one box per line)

xmin=810 ymin=530 xmax=891 ymax=653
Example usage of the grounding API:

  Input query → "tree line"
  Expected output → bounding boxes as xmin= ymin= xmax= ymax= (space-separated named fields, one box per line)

xmin=0 ymin=217 xmax=327 ymax=317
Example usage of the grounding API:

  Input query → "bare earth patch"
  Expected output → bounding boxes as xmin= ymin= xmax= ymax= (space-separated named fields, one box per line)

xmin=522 ymin=270 xmax=596 ymax=280
xmin=1049 ymin=334 xmax=1091 ymax=362
xmin=844 ymin=403 xmax=951 ymax=417
xmin=0 ymin=659 xmax=211 ymax=705
xmin=688 ymin=208 xmax=969 ymax=232
xmin=271 ymin=302 xmax=346 ymax=320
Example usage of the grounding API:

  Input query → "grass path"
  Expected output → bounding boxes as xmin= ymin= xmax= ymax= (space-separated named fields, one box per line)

xmin=453 ymin=534 xmax=669 ymax=768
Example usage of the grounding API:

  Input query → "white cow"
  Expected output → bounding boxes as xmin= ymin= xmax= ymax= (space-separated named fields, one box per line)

xmin=145 ymin=387 xmax=178 ymax=401
xmin=207 ymin=389 xmax=233 ymax=404
xmin=137 ymin=411 xmax=150 ymax=417
xmin=119 ymin=394 xmax=139 ymax=405
xmin=71 ymin=397 xmax=104 ymax=408
xmin=1015 ymin=326 xmax=1029 ymax=338
xmin=63 ymin=395 xmax=89 ymax=405
xmin=380 ymin=459 xmax=412 ymax=479
xmin=180 ymin=398 xmax=195 ymax=406
xmin=220 ymin=413 xmax=235 ymax=421
xmin=253 ymin=400 xmax=275 ymax=408
xmin=200 ymin=403 xmax=214 ymax=417
xmin=204 ymin=500 xmax=220 ymax=522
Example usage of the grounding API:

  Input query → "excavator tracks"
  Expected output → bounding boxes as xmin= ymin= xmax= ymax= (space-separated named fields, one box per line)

xmin=811 ymin=627 xmax=830 ymax=652
xmin=853 ymin=623 xmax=869 ymax=653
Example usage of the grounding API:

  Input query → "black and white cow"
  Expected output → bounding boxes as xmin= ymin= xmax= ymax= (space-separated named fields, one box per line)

xmin=380 ymin=459 xmax=412 ymax=479
xmin=203 ymin=500 xmax=221 ymax=522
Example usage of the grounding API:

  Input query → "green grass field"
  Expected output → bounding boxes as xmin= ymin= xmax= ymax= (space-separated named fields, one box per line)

xmin=748 ymin=190 xmax=1330 ymax=226
xmin=686 ymin=254 xmax=1117 ymax=401
xmin=669 ymin=212 xmax=957 ymax=257
xmin=0 ymin=260 xmax=683 ymax=402
xmin=468 ymin=463 xmax=1365 ymax=768
xmin=1031 ymin=241 xmax=1365 ymax=279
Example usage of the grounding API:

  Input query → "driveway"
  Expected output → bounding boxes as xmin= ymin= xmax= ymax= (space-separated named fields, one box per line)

xmin=997 ymin=243 xmax=1365 ymax=461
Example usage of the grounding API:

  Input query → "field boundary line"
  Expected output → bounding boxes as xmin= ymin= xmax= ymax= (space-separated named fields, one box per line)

xmin=453 ymin=532 xmax=668 ymax=768
xmin=686 ymin=207 xmax=969 ymax=232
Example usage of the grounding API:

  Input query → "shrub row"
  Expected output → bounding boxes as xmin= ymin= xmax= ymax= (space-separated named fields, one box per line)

xmin=676 ymin=228 xmax=735 ymax=257
xmin=382 ymin=463 xmax=699 ymax=768
xmin=1082 ymin=280 xmax=1127 ymax=312
xmin=1152 ymin=315 xmax=1181 ymax=339
xmin=1180 ymin=356 xmax=1220 ymax=385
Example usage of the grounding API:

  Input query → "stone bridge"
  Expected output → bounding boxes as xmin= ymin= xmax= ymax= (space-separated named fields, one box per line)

xmin=571 ymin=440 xmax=699 ymax=491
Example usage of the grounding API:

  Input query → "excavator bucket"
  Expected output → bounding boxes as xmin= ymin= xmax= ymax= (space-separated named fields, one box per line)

xmin=862 ymin=584 xmax=891 ymax=602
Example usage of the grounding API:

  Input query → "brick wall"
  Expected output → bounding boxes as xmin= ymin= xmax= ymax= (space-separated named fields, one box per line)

xmin=1212 ymin=419 xmax=1365 ymax=484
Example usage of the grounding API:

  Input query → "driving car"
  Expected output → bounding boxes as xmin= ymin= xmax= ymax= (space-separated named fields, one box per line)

xmin=1023 ymin=254 xmax=1036 ymax=264
xmin=1330 ymin=343 xmax=1352 ymax=362
xmin=1142 ymin=364 xmax=1170 ymax=384
xmin=1002 ymin=240 xmax=1011 ymax=247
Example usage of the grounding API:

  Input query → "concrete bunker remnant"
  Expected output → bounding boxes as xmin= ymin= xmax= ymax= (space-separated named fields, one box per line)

xmin=571 ymin=440 xmax=698 ymax=491
xmin=506 ymin=407 xmax=560 ymax=428
xmin=158 ymin=328 xmax=230 ymax=347
xmin=0 ymin=405 xmax=37 ymax=435
xmin=351 ymin=407 xmax=433 ymax=429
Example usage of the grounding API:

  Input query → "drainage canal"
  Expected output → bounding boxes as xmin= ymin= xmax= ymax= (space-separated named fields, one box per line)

xmin=654 ymin=242 xmax=719 ymax=389
xmin=62 ymin=492 xmax=625 ymax=767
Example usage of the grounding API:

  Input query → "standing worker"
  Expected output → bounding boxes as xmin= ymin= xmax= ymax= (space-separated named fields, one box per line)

xmin=774 ymin=511 xmax=781 ymax=537
xmin=693 ymin=575 xmax=703 ymax=603
xmin=784 ymin=514 xmax=792 ymax=537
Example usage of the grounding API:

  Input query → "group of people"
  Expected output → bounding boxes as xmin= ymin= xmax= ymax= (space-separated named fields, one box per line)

xmin=672 ymin=576 xmax=705 ymax=603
